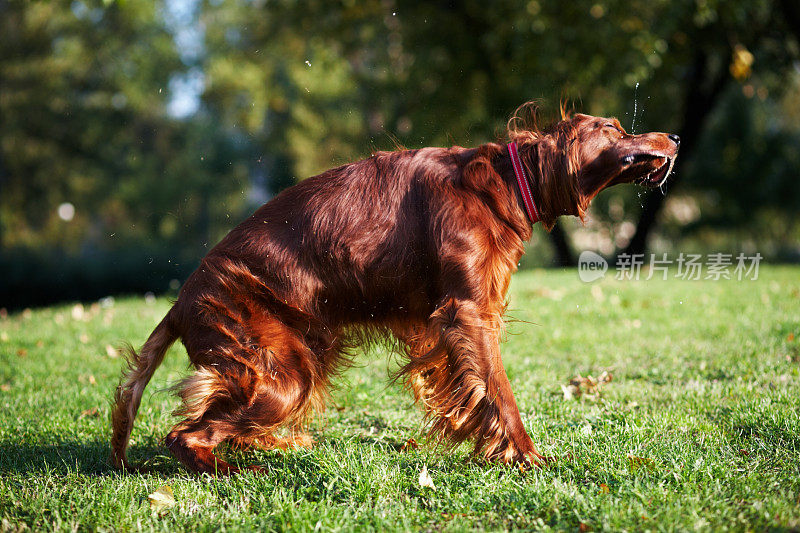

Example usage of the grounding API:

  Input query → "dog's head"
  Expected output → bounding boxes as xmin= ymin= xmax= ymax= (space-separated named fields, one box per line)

xmin=567 ymin=113 xmax=680 ymax=198
xmin=510 ymin=110 xmax=679 ymax=229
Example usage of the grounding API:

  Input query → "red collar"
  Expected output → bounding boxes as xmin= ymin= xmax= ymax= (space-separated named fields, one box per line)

xmin=508 ymin=142 xmax=540 ymax=224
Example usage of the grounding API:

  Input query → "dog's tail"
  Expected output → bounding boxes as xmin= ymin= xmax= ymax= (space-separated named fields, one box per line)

xmin=110 ymin=309 xmax=178 ymax=471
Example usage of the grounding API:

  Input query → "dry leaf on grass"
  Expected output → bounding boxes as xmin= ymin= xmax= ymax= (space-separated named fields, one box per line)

xmin=400 ymin=438 xmax=419 ymax=452
xmin=80 ymin=407 xmax=100 ymax=418
xmin=148 ymin=485 xmax=176 ymax=513
xmin=560 ymin=371 xmax=612 ymax=401
xmin=71 ymin=304 xmax=84 ymax=321
xmin=105 ymin=345 xmax=119 ymax=358
xmin=419 ymin=465 xmax=436 ymax=490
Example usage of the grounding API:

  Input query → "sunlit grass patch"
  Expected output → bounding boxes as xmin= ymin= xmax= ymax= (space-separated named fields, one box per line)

xmin=1 ymin=267 xmax=799 ymax=531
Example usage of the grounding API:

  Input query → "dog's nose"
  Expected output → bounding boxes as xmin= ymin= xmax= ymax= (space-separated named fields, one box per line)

xmin=668 ymin=134 xmax=681 ymax=146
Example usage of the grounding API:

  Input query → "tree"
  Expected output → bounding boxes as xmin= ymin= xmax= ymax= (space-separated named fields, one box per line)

xmin=198 ymin=0 xmax=800 ymax=263
xmin=0 ymin=0 xmax=250 ymax=254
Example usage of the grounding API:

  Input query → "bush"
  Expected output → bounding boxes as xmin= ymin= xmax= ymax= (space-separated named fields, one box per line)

xmin=0 ymin=247 xmax=198 ymax=310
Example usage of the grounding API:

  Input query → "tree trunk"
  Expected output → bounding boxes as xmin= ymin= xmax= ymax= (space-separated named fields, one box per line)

xmin=622 ymin=50 xmax=730 ymax=256
xmin=549 ymin=223 xmax=575 ymax=266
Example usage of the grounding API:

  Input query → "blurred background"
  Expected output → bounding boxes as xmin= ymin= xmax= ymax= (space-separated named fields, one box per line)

xmin=2 ymin=0 xmax=800 ymax=309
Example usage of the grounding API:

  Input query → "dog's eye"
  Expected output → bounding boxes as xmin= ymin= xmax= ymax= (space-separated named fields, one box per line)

xmin=605 ymin=123 xmax=624 ymax=136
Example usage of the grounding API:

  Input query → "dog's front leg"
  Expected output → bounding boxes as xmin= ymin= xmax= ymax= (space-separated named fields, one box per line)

xmin=401 ymin=298 xmax=546 ymax=466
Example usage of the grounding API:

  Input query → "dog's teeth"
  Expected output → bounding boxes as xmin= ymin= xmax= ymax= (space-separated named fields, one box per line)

xmin=623 ymin=155 xmax=635 ymax=165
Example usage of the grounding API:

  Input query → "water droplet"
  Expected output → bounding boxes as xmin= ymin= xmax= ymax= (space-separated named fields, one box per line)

xmin=305 ymin=60 xmax=311 ymax=67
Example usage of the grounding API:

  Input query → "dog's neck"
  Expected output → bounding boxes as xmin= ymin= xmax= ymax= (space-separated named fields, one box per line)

xmin=501 ymin=139 xmax=587 ymax=231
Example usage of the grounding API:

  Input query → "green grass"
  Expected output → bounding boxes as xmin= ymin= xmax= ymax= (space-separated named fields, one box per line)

xmin=1 ymin=266 xmax=799 ymax=532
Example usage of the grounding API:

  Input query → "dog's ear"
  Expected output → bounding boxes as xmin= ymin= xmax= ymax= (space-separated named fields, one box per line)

xmin=532 ymin=128 xmax=583 ymax=231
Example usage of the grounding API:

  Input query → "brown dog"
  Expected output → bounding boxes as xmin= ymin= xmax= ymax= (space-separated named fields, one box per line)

xmin=111 ymin=108 xmax=679 ymax=474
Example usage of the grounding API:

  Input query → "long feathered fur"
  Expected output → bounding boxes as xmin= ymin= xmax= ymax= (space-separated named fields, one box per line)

xmin=110 ymin=104 xmax=679 ymax=473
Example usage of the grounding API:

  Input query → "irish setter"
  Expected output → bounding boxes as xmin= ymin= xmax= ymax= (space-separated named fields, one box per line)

xmin=111 ymin=108 xmax=679 ymax=474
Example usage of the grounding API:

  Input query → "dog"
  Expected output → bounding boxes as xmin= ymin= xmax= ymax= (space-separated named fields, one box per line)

xmin=110 ymin=107 xmax=679 ymax=474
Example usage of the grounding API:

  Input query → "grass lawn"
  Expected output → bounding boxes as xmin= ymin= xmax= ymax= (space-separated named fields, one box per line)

xmin=1 ymin=266 xmax=799 ymax=531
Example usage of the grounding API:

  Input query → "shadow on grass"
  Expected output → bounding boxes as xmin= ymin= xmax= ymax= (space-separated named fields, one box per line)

xmin=0 ymin=433 xmax=460 ymax=480
xmin=706 ymin=406 xmax=800 ymax=456
xmin=0 ymin=439 xmax=175 ymax=476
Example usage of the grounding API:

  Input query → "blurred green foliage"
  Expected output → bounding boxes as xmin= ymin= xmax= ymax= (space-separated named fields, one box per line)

xmin=1 ymin=0 xmax=799 ymax=307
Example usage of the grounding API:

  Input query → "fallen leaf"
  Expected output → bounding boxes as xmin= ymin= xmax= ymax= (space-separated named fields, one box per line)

xmin=599 ymin=483 xmax=610 ymax=494
xmin=71 ymin=304 xmax=84 ymax=321
xmin=88 ymin=375 xmax=97 ymax=385
xmin=579 ymin=523 xmax=592 ymax=532
xmin=419 ymin=465 xmax=436 ymax=490
xmin=105 ymin=345 xmax=119 ymax=358
xmin=148 ymin=485 xmax=176 ymax=513
xmin=80 ymin=407 xmax=100 ymax=418
xmin=788 ymin=333 xmax=795 ymax=342
xmin=0 ymin=384 xmax=10 ymax=392
xmin=559 ymin=372 xmax=613 ymax=401
xmin=16 ymin=349 xmax=27 ymax=358
xmin=400 ymin=438 xmax=419 ymax=452
xmin=560 ymin=384 xmax=575 ymax=401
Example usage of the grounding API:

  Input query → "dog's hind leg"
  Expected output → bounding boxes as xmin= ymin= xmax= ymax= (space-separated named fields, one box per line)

xmin=165 ymin=364 xmax=252 ymax=475
xmin=166 ymin=342 xmax=323 ymax=474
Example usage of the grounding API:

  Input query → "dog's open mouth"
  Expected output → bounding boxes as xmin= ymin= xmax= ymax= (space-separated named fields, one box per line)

xmin=622 ymin=154 xmax=674 ymax=187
